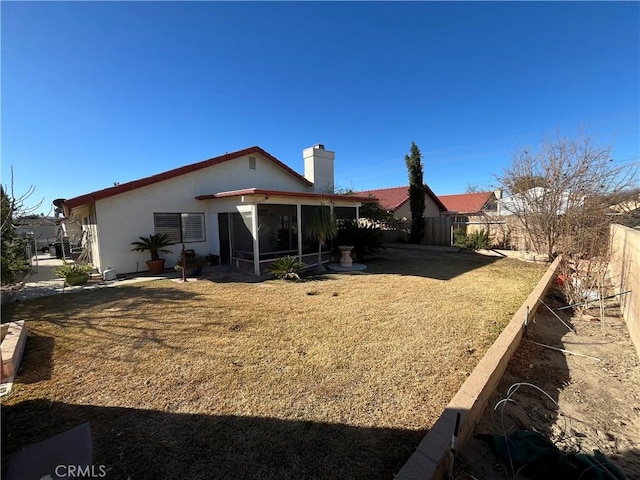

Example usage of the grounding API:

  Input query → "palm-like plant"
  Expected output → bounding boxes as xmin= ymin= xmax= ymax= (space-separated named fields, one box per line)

xmin=131 ymin=233 xmax=174 ymax=261
xmin=306 ymin=203 xmax=337 ymax=272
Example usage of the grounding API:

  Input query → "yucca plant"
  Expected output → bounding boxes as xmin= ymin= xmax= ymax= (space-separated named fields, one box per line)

xmin=306 ymin=202 xmax=337 ymax=272
xmin=268 ymin=255 xmax=306 ymax=280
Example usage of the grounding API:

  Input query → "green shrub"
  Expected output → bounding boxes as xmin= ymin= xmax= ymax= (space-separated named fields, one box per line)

xmin=268 ymin=255 xmax=306 ymax=280
xmin=453 ymin=228 xmax=492 ymax=251
xmin=335 ymin=220 xmax=385 ymax=262
xmin=453 ymin=228 xmax=469 ymax=248
xmin=53 ymin=261 xmax=94 ymax=278
xmin=174 ymin=254 xmax=208 ymax=271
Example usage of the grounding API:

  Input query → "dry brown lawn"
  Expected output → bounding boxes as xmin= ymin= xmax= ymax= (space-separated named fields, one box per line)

xmin=1 ymin=248 xmax=546 ymax=479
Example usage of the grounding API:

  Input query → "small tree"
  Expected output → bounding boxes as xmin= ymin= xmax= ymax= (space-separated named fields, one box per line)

xmin=498 ymin=130 xmax=637 ymax=259
xmin=499 ymin=130 xmax=638 ymax=321
xmin=359 ymin=199 xmax=392 ymax=222
xmin=405 ymin=141 xmax=425 ymax=243
xmin=306 ymin=202 xmax=337 ymax=272
xmin=1 ymin=169 xmax=44 ymax=284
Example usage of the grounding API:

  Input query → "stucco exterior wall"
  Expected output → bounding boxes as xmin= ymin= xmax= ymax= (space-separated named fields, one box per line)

xmin=610 ymin=224 xmax=640 ymax=359
xmin=393 ymin=194 xmax=443 ymax=219
xmin=75 ymin=153 xmax=312 ymax=274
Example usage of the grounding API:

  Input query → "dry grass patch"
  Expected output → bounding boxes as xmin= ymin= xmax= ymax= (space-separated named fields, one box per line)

xmin=1 ymin=248 xmax=546 ymax=479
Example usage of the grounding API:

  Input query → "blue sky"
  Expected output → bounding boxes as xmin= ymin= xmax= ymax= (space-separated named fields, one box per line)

xmin=2 ymin=1 xmax=639 ymax=214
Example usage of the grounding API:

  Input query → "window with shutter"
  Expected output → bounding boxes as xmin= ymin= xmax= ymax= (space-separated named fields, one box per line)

xmin=181 ymin=213 xmax=205 ymax=242
xmin=154 ymin=213 xmax=205 ymax=243
xmin=154 ymin=213 xmax=181 ymax=243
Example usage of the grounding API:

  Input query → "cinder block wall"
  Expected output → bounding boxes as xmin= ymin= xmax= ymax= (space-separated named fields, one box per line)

xmin=610 ymin=224 xmax=640 ymax=359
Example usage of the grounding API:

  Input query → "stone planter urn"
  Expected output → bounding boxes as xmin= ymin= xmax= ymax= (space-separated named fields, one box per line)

xmin=338 ymin=246 xmax=354 ymax=267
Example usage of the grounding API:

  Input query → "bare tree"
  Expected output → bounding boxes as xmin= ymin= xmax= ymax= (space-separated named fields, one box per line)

xmin=1 ymin=167 xmax=44 ymax=238
xmin=1 ymin=168 xmax=45 ymax=283
xmin=498 ymin=130 xmax=637 ymax=259
xmin=498 ymin=130 xmax=638 ymax=319
xmin=605 ymin=187 xmax=640 ymax=228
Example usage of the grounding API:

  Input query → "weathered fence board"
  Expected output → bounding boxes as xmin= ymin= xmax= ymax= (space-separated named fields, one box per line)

xmin=376 ymin=217 xmax=454 ymax=246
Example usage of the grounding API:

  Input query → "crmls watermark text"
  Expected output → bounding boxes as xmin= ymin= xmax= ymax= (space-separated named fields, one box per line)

xmin=50 ymin=464 xmax=108 ymax=478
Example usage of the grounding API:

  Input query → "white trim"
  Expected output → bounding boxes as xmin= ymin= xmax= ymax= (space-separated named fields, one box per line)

xmin=251 ymin=204 xmax=260 ymax=275
xmin=297 ymin=203 xmax=303 ymax=261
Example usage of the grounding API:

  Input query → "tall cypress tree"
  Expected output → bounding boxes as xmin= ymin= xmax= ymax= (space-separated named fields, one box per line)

xmin=405 ymin=142 xmax=425 ymax=244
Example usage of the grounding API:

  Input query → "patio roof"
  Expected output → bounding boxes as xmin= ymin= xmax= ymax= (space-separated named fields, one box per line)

xmin=196 ymin=188 xmax=376 ymax=203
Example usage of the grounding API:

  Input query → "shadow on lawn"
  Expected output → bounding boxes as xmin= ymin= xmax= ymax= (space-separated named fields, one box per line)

xmin=1 ymin=285 xmax=212 ymax=354
xmin=194 ymin=248 xmax=505 ymax=284
xmin=363 ymin=248 xmax=503 ymax=281
xmin=2 ymin=400 xmax=424 ymax=480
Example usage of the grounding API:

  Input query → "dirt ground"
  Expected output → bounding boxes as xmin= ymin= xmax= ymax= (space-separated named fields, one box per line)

xmin=456 ymin=287 xmax=640 ymax=479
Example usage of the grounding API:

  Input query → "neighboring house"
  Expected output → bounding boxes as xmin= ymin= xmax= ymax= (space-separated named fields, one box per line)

xmin=15 ymin=217 xmax=83 ymax=253
xmin=15 ymin=217 xmax=58 ymax=252
xmin=355 ymin=185 xmax=447 ymax=219
xmin=63 ymin=145 xmax=374 ymax=275
xmin=438 ymin=191 xmax=499 ymax=216
xmin=608 ymin=193 xmax=640 ymax=227
xmin=497 ymin=187 xmax=572 ymax=217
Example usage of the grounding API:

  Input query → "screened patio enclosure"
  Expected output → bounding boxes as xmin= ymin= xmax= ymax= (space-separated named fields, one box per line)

xmin=201 ymin=189 xmax=371 ymax=275
xmin=225 ymin=203 xmax=357 ymax=274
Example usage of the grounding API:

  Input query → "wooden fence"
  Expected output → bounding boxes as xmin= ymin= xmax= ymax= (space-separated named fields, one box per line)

xmin=375 ymin=215 xmax=520 ymax=248
xmin=376 ymin=217 xmax=454 ymax=246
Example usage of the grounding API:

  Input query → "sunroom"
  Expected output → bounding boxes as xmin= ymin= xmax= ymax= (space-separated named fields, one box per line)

xmin=197 ymin=189 xmax=373 ymax=275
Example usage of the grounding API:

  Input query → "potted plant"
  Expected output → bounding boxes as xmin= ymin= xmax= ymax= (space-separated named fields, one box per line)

xmin=53 ymin=261 xmax=94 ymax=286
xmin=131 ymin=233 xmax=174 ymax=274
xmin=174 ymin=254 xmax=208 ymax=277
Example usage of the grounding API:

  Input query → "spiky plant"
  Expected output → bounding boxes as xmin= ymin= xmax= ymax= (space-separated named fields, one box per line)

xmin=268 ymin=255 xmax=306 ymax=280
xmin=306 ymin=203 xmax=337 ymax=272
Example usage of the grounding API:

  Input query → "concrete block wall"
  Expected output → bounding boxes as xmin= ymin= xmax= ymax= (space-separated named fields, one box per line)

xmin=395 ymin=256 xmax=562 ymax=480
xmin=610 ymin=224 xmax=640 ymax=359
xmin=1 ymin=321 xmax=27 ymax=381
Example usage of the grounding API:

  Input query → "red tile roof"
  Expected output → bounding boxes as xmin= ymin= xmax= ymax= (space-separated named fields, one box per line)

xmin=196 ymin=188 xmax=376 ymax=203
xmin=63 ymin=146 xmax=313 ymax=211
xmin=356 ymin=185 xmax=447 ymax=212
xmin=438 ymin=191 xmax=495 ymax=214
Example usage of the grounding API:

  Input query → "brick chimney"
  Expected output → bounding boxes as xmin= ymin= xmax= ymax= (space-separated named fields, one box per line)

xmin=303 ymin=144 xmax=335 ymax=193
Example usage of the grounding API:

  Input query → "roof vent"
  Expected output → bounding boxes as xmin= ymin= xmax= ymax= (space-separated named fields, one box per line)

xmin=313 ymin=144 xmax=325 ymax=150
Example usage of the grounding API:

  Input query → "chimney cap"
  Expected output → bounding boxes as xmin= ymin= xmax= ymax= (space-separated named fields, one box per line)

xmin=313 ymin=144 xmax=325 ymax=150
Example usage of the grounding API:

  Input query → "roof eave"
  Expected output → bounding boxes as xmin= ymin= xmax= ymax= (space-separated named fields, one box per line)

xmin=62 ymin=146 xmax=313 ymax=210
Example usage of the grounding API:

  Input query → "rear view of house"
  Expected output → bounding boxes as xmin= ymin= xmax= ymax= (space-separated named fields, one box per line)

xmin=63 ymin=145 xmax=373 ymax=275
